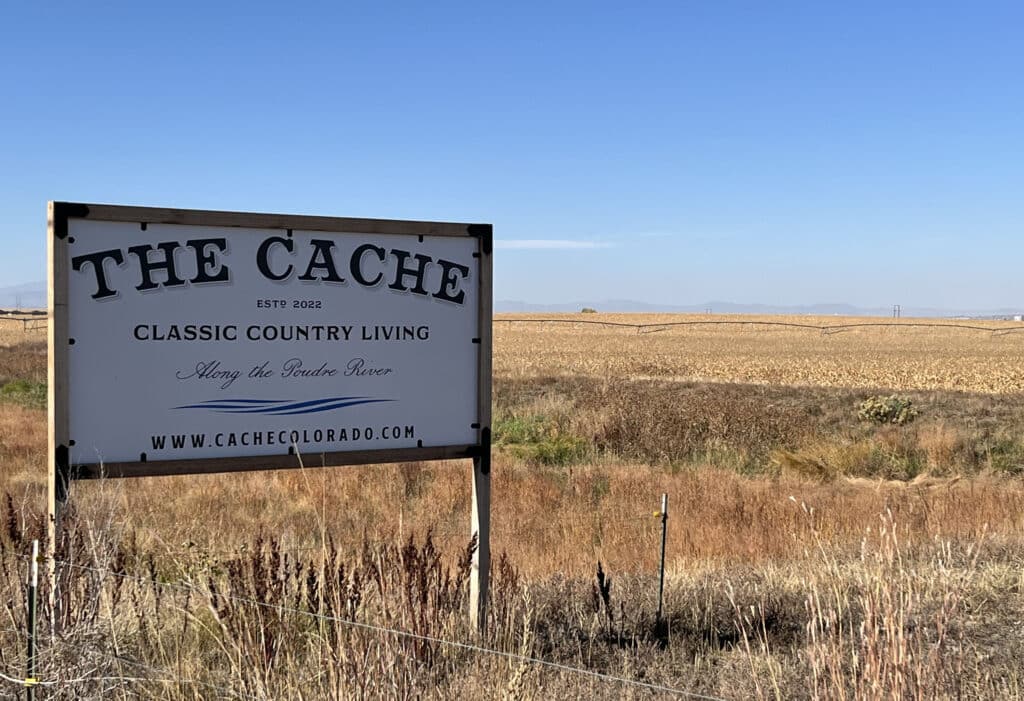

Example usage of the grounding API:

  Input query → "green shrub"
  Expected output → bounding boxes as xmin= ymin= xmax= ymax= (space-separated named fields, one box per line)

xmin=494 ymin=414 xmax=551 ymax=445
xmin=984 ymin=438 xmax=1024 ymax=475
xmin=580 ymin=307 xmax=598 ymax=314
xmin=0 ymin=380 xmax=46 ymax=410
xmin=494 ymin=413 xmax=589 ymax=466
xmin=525 ymin=434 xmax=588 ymax=466
xmin=857 ymin=394 xmax=919 ymax=425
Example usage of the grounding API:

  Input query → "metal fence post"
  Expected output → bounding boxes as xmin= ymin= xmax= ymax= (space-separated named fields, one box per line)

xmin=26 ymin=539 xmax=39 ymax=701
xmin=656 ymin=494 xmax=668 ymax=625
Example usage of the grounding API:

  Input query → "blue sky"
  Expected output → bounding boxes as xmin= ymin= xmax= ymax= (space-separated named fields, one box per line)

xmin=2 ymin=2 xmax=1022 ymax=308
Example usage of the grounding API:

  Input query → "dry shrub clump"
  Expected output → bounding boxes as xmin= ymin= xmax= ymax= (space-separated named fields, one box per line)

xmin=0 ymin=502 xmax=523 ymax=700
xmin=578 ymin=380 xmax=811 ymax=467
xmin=200 ymin=532 xmax=483 ymax=698
xmin=494 ymin=377 xmax=816 ymax=470
xmin=0 ymin=334 xmax=46 ymax=381
xmin=916 ymin=421 xmax=969 ymax=470
xmin=496 ymin=375 xmax=1024 ymax=477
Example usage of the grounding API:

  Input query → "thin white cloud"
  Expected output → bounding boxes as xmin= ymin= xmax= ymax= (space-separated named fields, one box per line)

xmin=495 ymin=239 xmax=613 ymax=250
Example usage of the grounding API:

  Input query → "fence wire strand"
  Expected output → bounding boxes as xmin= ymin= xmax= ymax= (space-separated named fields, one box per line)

xmin=14 ymin=553 xmax=729 ymax=700
xmin=0 ymin=641 xmax=264 ymax=700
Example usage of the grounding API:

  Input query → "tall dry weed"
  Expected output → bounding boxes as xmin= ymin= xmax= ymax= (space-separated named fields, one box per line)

xmin=916 ymin=422 xmax=967 ymax=471
xmin=802 ymin=511 xmax=980 ymax=700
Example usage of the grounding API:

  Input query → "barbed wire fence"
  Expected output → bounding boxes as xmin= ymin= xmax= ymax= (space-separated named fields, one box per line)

xmin=0 ymin=315 xmax=47 ymax=332
xmin=0 ymin=549 xmax=729 ymax=700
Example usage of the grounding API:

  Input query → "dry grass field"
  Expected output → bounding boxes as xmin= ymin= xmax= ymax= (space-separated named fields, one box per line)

xmin=1 ymin=315 xmax=1024 ymax=698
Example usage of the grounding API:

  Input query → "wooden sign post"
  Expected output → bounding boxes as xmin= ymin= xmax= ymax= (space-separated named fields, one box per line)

xmin=47 ymin=202 xmax=492 ymax=628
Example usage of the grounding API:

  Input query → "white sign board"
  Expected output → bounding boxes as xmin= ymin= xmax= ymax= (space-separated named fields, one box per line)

xmin=48 ymin=203 xmax=492 ymax=478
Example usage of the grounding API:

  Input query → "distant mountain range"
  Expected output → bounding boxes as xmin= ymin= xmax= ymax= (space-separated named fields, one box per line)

xmin=2 ymin=280 xmax=1018 ymax=319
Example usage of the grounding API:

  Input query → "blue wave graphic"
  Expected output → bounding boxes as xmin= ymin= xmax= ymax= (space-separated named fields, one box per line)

xmin=175 ymin=397 xmax=364 ymax=413
xmin=173 ymin=397 xmax=394 ymax=416
xmin=267 ymin=399 xmax=393 ymax=416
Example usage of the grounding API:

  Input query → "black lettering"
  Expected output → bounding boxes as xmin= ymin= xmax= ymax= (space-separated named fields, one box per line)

xmin=71 ymin=249 xmax=125 ymax=300
xmin=186 ymin=238 xmax=230 ymax=284
xmin=256 ymin=236 xmax=294 ymax=281
xmin=298 ymin=239 xmax=345 ymax=283
xmin=433 ymin=258 xmax=470 ymax=304
xmin=350 ymin=243 xmax=386 ymax=286
xmin=388 ymin=249 xmax=432 ymax=295
xmin=128 ymin=242 xmax=186 ymax=291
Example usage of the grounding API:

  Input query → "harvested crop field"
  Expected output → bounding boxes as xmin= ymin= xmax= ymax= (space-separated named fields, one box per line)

xmin=495 ymin=313 xmax=1024 ymax=393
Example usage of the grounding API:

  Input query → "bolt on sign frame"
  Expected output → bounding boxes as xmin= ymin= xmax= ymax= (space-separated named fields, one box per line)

xmin=47 ymin=202 xmax=493 ymax=626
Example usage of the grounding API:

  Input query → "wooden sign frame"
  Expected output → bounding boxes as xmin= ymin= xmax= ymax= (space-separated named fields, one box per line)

xmin=47 ymin=201 xmax=493 ymax=625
